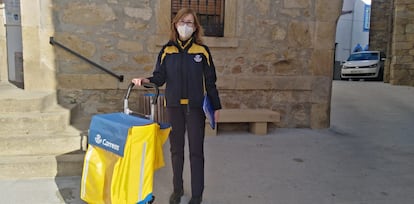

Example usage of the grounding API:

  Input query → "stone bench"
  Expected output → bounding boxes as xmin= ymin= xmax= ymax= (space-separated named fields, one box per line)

xmin=205 ymin=109 xmax=281 ymax=136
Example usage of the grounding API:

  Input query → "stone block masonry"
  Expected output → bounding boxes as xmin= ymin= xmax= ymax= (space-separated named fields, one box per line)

xmin=21 ymin=0 xmax=343 ymax=128
xmin=390 ymin=0 xmax=414 ymax=86
xmin=370 ymin=0 xmax=414 ymax=86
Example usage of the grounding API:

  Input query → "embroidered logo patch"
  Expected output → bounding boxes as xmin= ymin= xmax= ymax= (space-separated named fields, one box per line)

xmin=194 ymin=55 xmax=202 ymax=63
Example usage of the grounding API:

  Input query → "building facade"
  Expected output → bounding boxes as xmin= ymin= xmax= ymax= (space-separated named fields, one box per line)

xmin=335 ymin=0 xmax=371 ymax=63
xmin=0 ymin=0 xmax=343 ymax=128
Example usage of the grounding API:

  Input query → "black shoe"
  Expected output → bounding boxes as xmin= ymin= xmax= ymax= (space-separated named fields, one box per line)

xmin=169 ymin=189 xmax=184 ymax=204
xmin=188 ymin=196 xmax=202 ymax=204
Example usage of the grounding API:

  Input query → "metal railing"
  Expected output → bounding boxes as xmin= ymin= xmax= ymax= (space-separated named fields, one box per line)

xmin=49 ymin=37 xmax=124 ymax=82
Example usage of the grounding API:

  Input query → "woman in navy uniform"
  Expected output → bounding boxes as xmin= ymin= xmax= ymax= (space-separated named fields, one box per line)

xmin=132 ymin=8 xmax=221 ymax=204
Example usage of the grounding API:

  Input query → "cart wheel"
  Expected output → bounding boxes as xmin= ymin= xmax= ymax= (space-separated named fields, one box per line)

xmin=148 ymin=195 xmax=155 ymax=204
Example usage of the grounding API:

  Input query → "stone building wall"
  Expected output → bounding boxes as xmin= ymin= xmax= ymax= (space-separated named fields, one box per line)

xmin=389 ymin=0 xmax=414 ymax=86
xmin=369 ymin=0 xmax=393 ymax=52
xmin=370 ymin=0 xmax=414 ymax=87
xmin=369 ymin=0 xmax=393 ymax=82
xmin=36 ymin=0 xmax=342 ymax=128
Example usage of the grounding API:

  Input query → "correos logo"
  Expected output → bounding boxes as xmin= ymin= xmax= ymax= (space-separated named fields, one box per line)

xmin=94 ymin=133 xmax=120 ymax=151
xmin=95 ymin=134 xmax=102 ymax=144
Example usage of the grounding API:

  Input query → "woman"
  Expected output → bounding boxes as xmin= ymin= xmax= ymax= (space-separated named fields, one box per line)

xmin=132 ymin=8 xmax=221 ymax=204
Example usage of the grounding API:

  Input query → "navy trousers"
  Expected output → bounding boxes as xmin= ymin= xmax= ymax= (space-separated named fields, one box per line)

xmin=167 ymin=106 xmax=206 ymax=197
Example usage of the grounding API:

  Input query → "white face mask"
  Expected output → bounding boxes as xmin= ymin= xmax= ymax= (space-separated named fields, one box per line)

xmin=177 ymin=25 xmax=194 ymax=41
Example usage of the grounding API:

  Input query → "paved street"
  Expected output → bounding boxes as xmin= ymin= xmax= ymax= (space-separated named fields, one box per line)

xmin=1 ymin=81 xmax=414 ymax=204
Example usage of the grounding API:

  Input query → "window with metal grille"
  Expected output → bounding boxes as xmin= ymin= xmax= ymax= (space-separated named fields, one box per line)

xmin=171 ymin=0 xmax=225 ymax=37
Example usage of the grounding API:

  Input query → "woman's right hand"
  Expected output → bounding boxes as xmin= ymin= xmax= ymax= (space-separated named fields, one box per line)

xmin=131 ymin=78 xmax=150 ymax=86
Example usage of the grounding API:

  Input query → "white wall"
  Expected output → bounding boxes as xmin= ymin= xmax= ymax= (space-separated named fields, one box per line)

xmin=351 ymin=0 xmax=370 ymax=52
xmin=335 ymin=0 xmax=371 ymax=62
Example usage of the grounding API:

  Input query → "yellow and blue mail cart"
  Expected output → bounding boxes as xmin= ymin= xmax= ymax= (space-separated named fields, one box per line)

xmin=81 ymin=83 xmax=170 ymax=204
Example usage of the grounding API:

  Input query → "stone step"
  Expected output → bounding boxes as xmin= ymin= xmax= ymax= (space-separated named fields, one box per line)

xmin=0 ymin=127 xmax=87 ymax=156
xmin=0 ymin=151 xmax=85 ymax=179
xmin=0 ymin=83 xmax=57 ymax=113
xmin=0 ymin=105 xmax=72 ymax=135
xmin=0 ymin=83 xmax=87 ymax=179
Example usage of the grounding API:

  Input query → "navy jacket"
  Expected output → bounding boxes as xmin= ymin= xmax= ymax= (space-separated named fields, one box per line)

xmin=149 ymin=38 xmax=222 ymax=110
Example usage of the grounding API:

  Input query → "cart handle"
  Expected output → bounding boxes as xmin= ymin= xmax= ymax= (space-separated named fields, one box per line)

xmin=125 ymin=82 xmax=159 ymax=105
